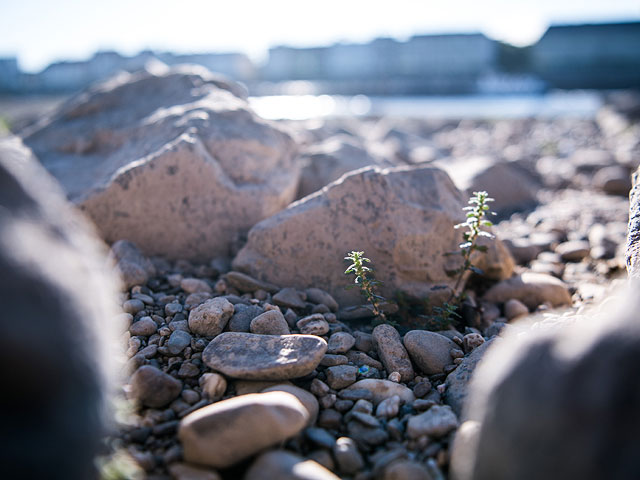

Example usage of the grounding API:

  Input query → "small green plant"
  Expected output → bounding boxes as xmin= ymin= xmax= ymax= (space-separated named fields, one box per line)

xmin=344 ymin=250 xmax=387 ymax=322
xmin=447 ymin=190 xmax=496 ymax=305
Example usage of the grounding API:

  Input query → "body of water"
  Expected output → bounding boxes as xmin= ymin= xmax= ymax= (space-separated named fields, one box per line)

xmin=249 ymin=90 xmax=603 ymax=120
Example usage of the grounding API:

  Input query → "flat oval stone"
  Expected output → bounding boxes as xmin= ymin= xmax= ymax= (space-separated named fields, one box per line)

xmin=403 ymin=330 xmax=457 ymax=375
xmin=203 ymin=332 xmax=327 ymax=380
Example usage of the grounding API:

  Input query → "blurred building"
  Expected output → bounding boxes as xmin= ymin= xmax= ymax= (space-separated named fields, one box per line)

xmin=532 ymin=22 xmax=640 ymax=89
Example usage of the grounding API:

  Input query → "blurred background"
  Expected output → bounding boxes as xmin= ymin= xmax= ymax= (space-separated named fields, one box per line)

xmin=0 ymin=0 xmax=639 ymax=126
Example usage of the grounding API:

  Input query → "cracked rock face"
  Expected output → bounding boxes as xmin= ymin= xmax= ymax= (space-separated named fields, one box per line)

xmin=23 ymin=65 xmax=300 ymax=261
xmin=233 ymin=165 xmax=511 ymax=306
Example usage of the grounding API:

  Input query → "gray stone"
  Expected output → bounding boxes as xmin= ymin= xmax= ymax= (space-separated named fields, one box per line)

xmin=306 ymin=288 xmax=339 ymax=312
xmin=407 ymin=405 xmax=458 ymax=439
xmin=188 ymin=297 xmax=234 ymax=337
xmin=297 ymin=314 xmax=330 ymax=336
xmin=167 ymin=329 xmax=193 ymax=355
xmin=181 ymin=277 xmax=212 ymax=294
xmin=305 ymin=428 xmax=337 ymax=449
xmin=320 ymin=354 xmax=349 ymax=366
xmin=228 ymin=304 xmax=264 ymax=332
xmin=178 ymin=391 xmax=308 ymax=468
xmin=110 ymin=239 xmax=156 ymax=290
xmin=353 ymin=331 xmax=374 ymax=352
xmin=343 ymin=379 xmax=415 ymax=406
xmin=326 ymin=365 xmax=358 ymax=390
xmin=244 ymin=450 xmax=340 ymax=480
xmin=333 ymin=437 xmax=365 ymax=474
xmin=129 ymin=316 xmax=158 ymax=336
xmin=203 ymin=332 xmax=327 ymax=380
xmin=224 ymin=271 xmax=279 ymax=294
xmin=383 ymin=460 xmax=434 ymax=480
xmin=376 ymin=395 xmax=401 ymax=419
xmin=327 ymin=332 xmax=356 ymax=354
xmin=373 ymin=324 xmax=414 ymax=382
xmin=24 ymin=66 xmax=300 ymax=261
xmin=272 ymin=287 xmax=306 ymax=309
xmin=444 ymin=340 xmax=493 ymax=417
xmin=403 ymin=330 xmax=457 ymax=375
xmin=129 ymin=365 xmax=182 ymax=408
xmin=262 ymin=384 xmax=320 ymax=425
xmin=250 ymin=309 xmax=290 ymax=335
xmin=482 ymin=272 xmax=572 ymax=310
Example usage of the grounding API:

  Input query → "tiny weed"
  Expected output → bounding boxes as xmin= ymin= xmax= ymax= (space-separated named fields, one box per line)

xmin=344 ymin=250 xmax=389 ymax=324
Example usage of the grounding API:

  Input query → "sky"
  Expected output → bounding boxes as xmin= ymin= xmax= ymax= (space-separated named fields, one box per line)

xmin=1 ymin=0 xmax=639 ymax=73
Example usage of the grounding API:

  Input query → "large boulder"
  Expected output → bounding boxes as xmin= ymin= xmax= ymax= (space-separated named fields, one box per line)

xmin=451 ymin=284 xmax=640 ymax=480
xmin=0 ymin=136 xmax=119 ymax=478
xmin=296 ymin=135 xmax=391 ymax=199
xmin=233 ymin=165 xmax=512 ymax=306
xmin=22 ymin=65 xmax=300 ymax=261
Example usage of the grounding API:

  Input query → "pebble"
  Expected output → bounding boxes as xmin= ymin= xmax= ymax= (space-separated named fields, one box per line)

xmin=272 ymin=287 xmax=307 ymax=309
xmin=318 ymin=409 xmax=342 ymax=430
xmin=351 ymin=411 xmax=381 ymax=428
xmin=347 ymin=421 xmax=389 ymax=446
xmin=462 ymin=333 xmax=485 ymax=353
xmin=319 ymin=394 xmax=337 ymax=409
xmin=228 ymin=304 xmax=264 ymax=332
xmin=383 ymin=460 xmax=433 ymax=480
xmin=376 ymin=395 xmax=401 ymax=419
xmin=130 ymin=317 xmax=156 ymax=337
xmin=138 ymin=344 xmax=157 ymax=358
xmin=188 ymin=297 xmax=234 ymax=337
xmin=249 ymin=309 xmax=290 ymax=335
xmin=326 ymin=365 xmax=358 ymax=390
xmin=305 ymin=287 xmax=339 ymax=311
xmin=321 ymin=354 xmax=349 ymax=366
xmin=310 ymin=378 xmax=330 ymax=397
xmin=327 ymin=332 xmax=356 ymax=354
xmin=178 ymin=391 xmax=308 ymax=468
xmin=555 ymin=240 xmax=591 ymax=262
xmin=343 ymin=380 xmax=415 ymax=406
xmin=339 ymin=388 xmax=374 ymax=402
xmin=403 ymin=330 xmax=458 ymax=375
xmin=334 ymin=399 xmax=354 ymax=412
xmin=165 ymin=302 xmax=183 ymax=316
xmin=224 ymin=271 xmax=279 ymax=294
xmin=177 ymin=362 xmax=200 ymax=378
xmin=333 ymin=437 xmax=365 ymax=474
xmin=353 ymin=331 xmax=374 ymax=352
xmin=305 ymin=427 xmax=337 ymax=449
xmin=297 ymin=314 xmax=330 ymax=335
xmin=185 ymin=292 xmax=213 ymax=308
xmin=180 ymin=277 xmax=212 ymax=294
xmin=203 ymin=332 xmax=327 ymax=380
xmin=167 ymin=330 xmax=192 ymax=355
xmin=413 ymin=380 xmax=432 ymax=398
xmin=407 ymin=405 xmax=459 ymax=439
xmin=373 ymin=324 xmax=415 ymax=382
xmin=388 ymin=372 xmax=402 ymax=383
xmin=504 ymin=298 xmax=529 ymax=321
xmin=347 ymin=351 xmax=384 ymax=370
xmin=181 ymin=389 xmax=200 ymax=404
xmin=123 ymin=299 xmax=145 ymax=314
xmin=199 ymin=373 xmax=227 ymax=401
xmin=129 ymin=365 xmax=182 ymax=408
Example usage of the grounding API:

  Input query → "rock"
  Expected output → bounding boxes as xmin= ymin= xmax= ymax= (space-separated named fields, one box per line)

xmin=403 ymin=330 xmax=457 ymax=375
xmin=305 ymin=288 xmax=339 ymax=312
xmin=457 ymin=282 xmax=640 ymax=480
xmin=407 ymin=405 xmax=458 ymax=439
xmin=376 ymin=395 xmax=401 ymax=419
xmin=327 ymin=332 xmax=356 ymax=354
xmin=343 ymin=380 xmax=415 ymax=406
xmin=167 ymin=330 xmax=193 ymax=355
xmin=463 ymin=333 xmax=485 ymax=353
xmin=628 ymin=166 xmax=640 ymax=277
xmin=272 ymin=287 xmax=306 ymax=309
xmin=168 ymin=463 xmax=221 ymax=480
xmin=555 ymin=240 xmax=590 ymax=262
xmin=178 ymin=391 xmax=308 ymax=468
xmin=188 ymin=297 xmax=234 ymax=337
xmin=444 ymin=340 xmax=493 ymax=417
xmin=224 ymin=271 xmax=279 ymax=294
xmin=129 ymin=316 xmax=158 ymax=336
xmin=297 ymin=314 xmax=330 ymax=336
xmin=296 ymin=134 xmax=391 ymax=199
xmin=203 ymin=332 xmax=327 ymax=380
xmin=333 ymin=437 xmax=365 ymax=474
xmin=23 ymin=66 xmax=299 ymax=261
xmin=482 ymin=273 xmax=572 ymax=310
xmin=130 ymin=365 xmax=182 ymax=408
xmin=504 ymin=299 xmax=528 ymax=321
xmin=593 ymin=165 xmax=632 ymax=196
xmin=326 ymin=365 xmax=358 ymax=390
xmin=262 ymin=384 xmax=320 ymax=425
xmin=306 ymin=428 xmax=337 ymax=449
xmin=250 ymin=309 xmax=290 ymax=335
xmin=110 ymin=240 xmax=156 ymax=289
xmin=353 ymin=331 xmax=374 ymax=352
xmin=0 ymin=136 xmax=120 ymax=478
xmin=233 ymin=165 xmax=479 ymax=307
xmin=234 ymin=380 xmax=292 ymax=395
xmin=373 ymin=324 xmax=414 ymax=382
xmin=199 ymin=373 xmax=227 ymax=401
xmin=228 ymin=304 xmax=264 ymax=332
xmin=383 ymin=460 xmax=434 ymax=480
xmin=180 ymin=278 xmax=212 ymax=294
xmin=321 ymin=354 xmax=348 ymax=366
xmin=244 ymin=450 xmax=340 ymax=480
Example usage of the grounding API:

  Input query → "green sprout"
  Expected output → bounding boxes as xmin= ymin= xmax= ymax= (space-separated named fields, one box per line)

xmin=447 ymin=190 xmax=496 ymax=305
xmin=344 ymin=250 xmax=386 ymax=322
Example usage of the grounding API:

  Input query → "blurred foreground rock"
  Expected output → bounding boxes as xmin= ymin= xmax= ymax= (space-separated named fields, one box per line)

xmin=0 ymin=136 xmax=118 ymax=478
